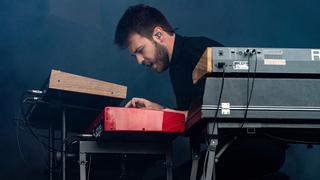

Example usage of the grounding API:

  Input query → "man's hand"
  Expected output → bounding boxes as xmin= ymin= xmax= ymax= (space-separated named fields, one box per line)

xmin=125 ymin=97 xmax=188 ymax=120
xmin=125 ymin=97 xmax=164 ymax=110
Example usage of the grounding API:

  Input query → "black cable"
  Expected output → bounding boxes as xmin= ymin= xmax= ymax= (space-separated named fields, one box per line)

xmin=246 ymin=54 xmax=251 ymax=110
xmin=240 ymin=50 xmax=258 ymax=129
xmin=20 ymin=90 xmax=95 ymax=160
xmin=15 ymin=119 xmax=30 ymax=167
xmin=20 ymin=92 xmax=44 ymax=141
xmin=14 ymin=117 xmax=60 ymax=140
xmin=211 ymin=64 xmax=226 ymax=138
xmin=202 ymin=64 xmax=226 ymax=179
xmin=19 ymin=91 xmax=59 ymax=152
xmin=242 ymin=52 xmax=251 ymax=129
xmin=15 ymin=111 xmax=50 ymax=169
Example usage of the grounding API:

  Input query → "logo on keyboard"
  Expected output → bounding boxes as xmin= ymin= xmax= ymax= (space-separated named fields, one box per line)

xmin=233 ymin=61 xmax=249 ymax=70
xmin=311 ymin=49 xmax=320 ymax=61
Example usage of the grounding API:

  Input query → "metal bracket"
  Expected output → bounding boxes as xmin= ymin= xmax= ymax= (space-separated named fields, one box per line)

xmin=208 ymin=139 xmax=217 ymax=151
xmin=221 ymin=102 xmax=230 ymax=115
xmin=247 ymin=128 xmax=256 ymax=134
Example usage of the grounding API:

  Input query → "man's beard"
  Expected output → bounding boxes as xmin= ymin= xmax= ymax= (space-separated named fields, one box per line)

xmin=153 ymin=41 xmax=170 ymax=72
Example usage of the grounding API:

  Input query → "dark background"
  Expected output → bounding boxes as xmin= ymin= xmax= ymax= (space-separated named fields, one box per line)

xmin=1 ymin=0 xmax=320 ymax=179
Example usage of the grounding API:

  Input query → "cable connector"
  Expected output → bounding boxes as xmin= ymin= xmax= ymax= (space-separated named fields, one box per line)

xmin=244 ymin=49 xmax=250 ymax=55
xmin=217 ymin=62 xmax=226 ymax=69
xmin=26 ymin=90 xmax=44 ymax=94
xmin=23 ymin=96 xmax=42 ymax=103
xmin=78 ymin=134 xmax=94 ymax=138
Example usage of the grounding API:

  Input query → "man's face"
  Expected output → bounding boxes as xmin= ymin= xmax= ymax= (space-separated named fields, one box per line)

xmin=127 ymin=33 xmax=169 ymax=72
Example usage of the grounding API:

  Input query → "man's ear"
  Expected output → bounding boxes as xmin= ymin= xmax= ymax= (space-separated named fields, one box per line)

xmin=152 ymin=26 xmax=164 ymax=43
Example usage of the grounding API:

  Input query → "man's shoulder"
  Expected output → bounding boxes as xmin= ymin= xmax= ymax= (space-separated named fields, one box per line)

xmin=183 ymin=35 xmax=224 ymax=47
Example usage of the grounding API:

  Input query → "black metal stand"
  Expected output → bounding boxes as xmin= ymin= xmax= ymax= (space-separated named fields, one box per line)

xmin=189 ymin=135 xmax=200 ymax=180
xmin=189 ymin=123 xmax=219 ymax=180
xmin=204 ymin=135 xmax=218 ymax=180
xmin=47 ymin=108 xmax=67 ymax=180
xmin=78 ymin=140 xmax=173 ymax=180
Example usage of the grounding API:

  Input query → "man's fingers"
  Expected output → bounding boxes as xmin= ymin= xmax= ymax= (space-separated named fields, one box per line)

xmin=125 ymin=98 xmax=139 ymax=108
xmin=132 ymin=98 xmax=146 ymax=108
xmin=125 ymin=100 xmax=133 ymax=107
xmin=125 ymin=101 xmax=131 ymax=107
xmin=125 ymin=98 xmax=164 ymax=110
xmin=125 ymin=98 xmax=147 ymax=108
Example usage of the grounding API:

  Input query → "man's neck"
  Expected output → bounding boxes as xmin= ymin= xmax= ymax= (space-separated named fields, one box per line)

xmin=167 ymin=33 xmax=176 ymax=62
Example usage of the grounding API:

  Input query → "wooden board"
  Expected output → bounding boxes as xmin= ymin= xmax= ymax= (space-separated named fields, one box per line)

xmin=192 ymin=47 xmax=213 ymax=84
xmin=49 ymin=69 xmax=127 ymax=99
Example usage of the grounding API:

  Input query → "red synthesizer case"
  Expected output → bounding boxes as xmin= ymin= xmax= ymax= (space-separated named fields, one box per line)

xmin=86 ymin=107 xmax=185 ymax=140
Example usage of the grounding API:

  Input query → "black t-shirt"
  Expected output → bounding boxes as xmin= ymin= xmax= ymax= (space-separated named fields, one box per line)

xmin=169 ymin=34 xmax=223 ymax=110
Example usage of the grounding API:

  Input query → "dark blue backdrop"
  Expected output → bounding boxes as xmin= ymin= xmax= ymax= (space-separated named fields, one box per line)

xmin=1 ymin=0 xmax=320 ymax=179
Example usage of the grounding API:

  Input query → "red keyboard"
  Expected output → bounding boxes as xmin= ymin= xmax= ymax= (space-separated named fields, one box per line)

xmin=86 ymin=107 xmax=185 ymax=137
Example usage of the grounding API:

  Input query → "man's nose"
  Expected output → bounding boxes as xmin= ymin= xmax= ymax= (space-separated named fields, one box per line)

xmin=136 ymin=54 xmax=144 ymax=65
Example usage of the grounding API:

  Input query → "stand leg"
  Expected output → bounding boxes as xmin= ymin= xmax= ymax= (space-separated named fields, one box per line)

xmin=62 ymin=109 xmax=66 ymax=180
xmin=166 ymin=144 xmax=173 ymax=180
xmin=190 ymin=136 xmax=201 ymax=180
xmin=215 ymin=136 xmax=237 ymax=162
xmin=205 ymin=139 xmax=218 ymax=180
xmin=204 ymin=123 xmax=219 ymax=180
xmin=49 ymin=120 xmax=54 ymax=180
xmin=79 ymin=153 xmax=87 ymax=180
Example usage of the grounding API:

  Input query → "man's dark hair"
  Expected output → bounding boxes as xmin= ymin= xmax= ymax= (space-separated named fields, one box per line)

xmin=114 ymin=4 xmax=175 ymax=48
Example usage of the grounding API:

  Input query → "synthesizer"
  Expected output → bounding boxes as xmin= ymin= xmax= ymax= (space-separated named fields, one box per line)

xmin=26 ymin=69 xmax=127 ymax=131
xmin=86 ymin=107 xmax=185 ymax=140
xmin=193 ymin=47 xmax=320 ymax=83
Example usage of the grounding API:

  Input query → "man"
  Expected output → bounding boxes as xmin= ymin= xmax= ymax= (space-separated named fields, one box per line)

xmin=114 ymin=4 xmax=222 ymax=114
xmin=114 ymin=4 xmax=288 ymax=180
